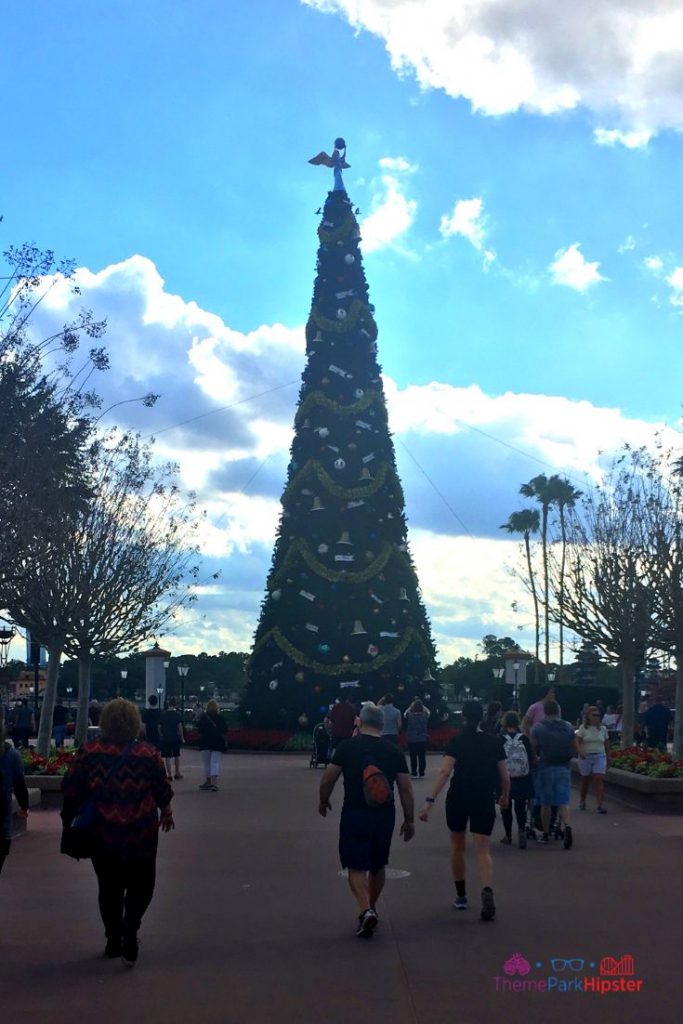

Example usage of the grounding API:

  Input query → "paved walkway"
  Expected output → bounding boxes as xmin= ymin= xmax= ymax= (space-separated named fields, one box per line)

xmin=4 ymin=751 xmax=681 ymax=1023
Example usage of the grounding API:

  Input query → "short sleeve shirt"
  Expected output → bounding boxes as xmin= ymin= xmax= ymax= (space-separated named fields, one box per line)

xmin=381 ymin=704 xmax=402 ymax=737
xmin=332 ymin=735 xmax=408 ymax=809
xmin=525 ymin=700 xmax=562 ymax=728
xmin=444 ymin=731 xmax=506 ymax=803
xmin=576 ymin=724 xmax=608 ymax=755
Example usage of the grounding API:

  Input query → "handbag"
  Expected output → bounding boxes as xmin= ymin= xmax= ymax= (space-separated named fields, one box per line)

xmin=61 ymin=744 xmax=132 ymax=861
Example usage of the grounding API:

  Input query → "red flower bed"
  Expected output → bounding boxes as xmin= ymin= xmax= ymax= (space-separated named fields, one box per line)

xmin=609 ymin=746 xmax=683 ymax=778
xmin=20 ymin=749 xmax=75 ymax=776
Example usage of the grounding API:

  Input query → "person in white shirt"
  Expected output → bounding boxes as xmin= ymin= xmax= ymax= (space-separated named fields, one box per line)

xmin=576 ymin=706 xmax=610 ymax=813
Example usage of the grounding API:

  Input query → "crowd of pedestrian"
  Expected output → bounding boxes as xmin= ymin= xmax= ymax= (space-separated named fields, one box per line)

xmin=0 ymin=682 xmax=676 ymax=959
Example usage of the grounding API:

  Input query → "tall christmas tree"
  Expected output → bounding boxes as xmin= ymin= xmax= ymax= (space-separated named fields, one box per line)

xmin=244 ymin=139 xmax=445 ymax=729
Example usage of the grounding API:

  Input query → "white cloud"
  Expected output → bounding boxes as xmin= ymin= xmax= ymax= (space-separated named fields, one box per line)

xmin=378 ymin=156 xmax=418 ymax=173
xmin=27 ymin=255 xmax=674 ymax=659
xmin=549 ymin=243 xmax=607 ymax=292
xmin=617 ymin=235 xmax=636 ymax=254
xmin=594 ymin=128 xmax=652 ymax=150
xmin=644 ymin=255 xmax=664 ymax=273
xmin=440 ymin=197 xmax=496 ymax=266
xmin=666 ymin=267 xmax=683 ymax=308
xmin=303 ymin=0 xmax=683 ymax=139
xmin=360 ymin=156 xmax=417 ymax=254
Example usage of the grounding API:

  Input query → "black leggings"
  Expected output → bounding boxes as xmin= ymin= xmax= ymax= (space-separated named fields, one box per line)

xmin=408 ymin=742 xmax=427 ymax=777
xmin=91 ymin=853 xmax=156 ymax=941
xmin=501 ymin=797 xmax=528 ymax=837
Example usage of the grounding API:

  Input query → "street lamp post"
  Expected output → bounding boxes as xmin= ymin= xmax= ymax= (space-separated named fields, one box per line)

xmin=177 ymin=665 xmax=189 ymax=720
xmin=66 ymin=686 xmax=73 ymax=709
xmin=119 ymin=669 xmax=128 ymax=698
xmin=512 ymin=661 xmax=520 ymax=711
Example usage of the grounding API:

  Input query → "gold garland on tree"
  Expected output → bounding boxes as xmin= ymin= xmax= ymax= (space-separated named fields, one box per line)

xmin=271 ymin=538 xmax=401 ymax=586
xmin=251 ymin=625 xmax=430 ymax=676
xmin=309 ymin=299 xmax=375 ymax=335
xmin=317 ymin=213 xmax=357 ymax=244
xmin=282 ymin=458 xmax=395 ymax=502
xmin=295 ymin=388 xmax=380 ymax=423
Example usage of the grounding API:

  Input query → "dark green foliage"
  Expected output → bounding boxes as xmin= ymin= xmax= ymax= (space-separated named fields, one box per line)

xmin=244 ymin=190 xmax=443 ymax=728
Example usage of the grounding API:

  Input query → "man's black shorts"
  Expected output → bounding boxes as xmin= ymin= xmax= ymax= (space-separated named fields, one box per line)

xmin=339 ymin=805 xmax=396 ymax=874
xmin=446 ymin=797 xmax=496 ymax=836
xmin=161 ymin=740 xmax=181 ymax=758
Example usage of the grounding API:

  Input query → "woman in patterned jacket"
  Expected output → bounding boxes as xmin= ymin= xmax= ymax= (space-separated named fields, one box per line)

xmin=62 ymin=698 xmax=174 ymax=967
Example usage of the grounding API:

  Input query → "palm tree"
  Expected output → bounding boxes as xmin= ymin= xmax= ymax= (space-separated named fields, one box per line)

xmin=500 ymin=509 xmax=541 ymax=676
xmin=551 ymin=478 xmax=583 ymax=678
xmin=519 ymin=475 xmax=555 ymax=665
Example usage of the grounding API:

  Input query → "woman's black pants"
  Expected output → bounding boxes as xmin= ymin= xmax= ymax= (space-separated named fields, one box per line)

xmin=501 ymin=797 xmax=528 ymax=837
xmin=408 ymin=742 xmax=427 ymax=777
xmin=91 ymin=853 xmax=156 ymax=942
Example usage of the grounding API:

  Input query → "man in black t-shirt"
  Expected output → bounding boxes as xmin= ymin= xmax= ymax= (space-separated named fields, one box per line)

xmin=319 ymin=703 xmax=414 ymax=939
xmin=160 ymin=698 xmax=184 ymax=780
xmin=141 ymin=695 xmax=162 ymax=750
xmin=420 ymin=700 xmax=509 ymax=921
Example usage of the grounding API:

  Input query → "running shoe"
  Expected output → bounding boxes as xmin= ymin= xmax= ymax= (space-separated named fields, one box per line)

xmin=538 ymin=832 xmax=549 ymax=845
xmin=563 ymin=825 xmax=573 ymax=850
xmin=199 ymin=782 xmax=212 ymax=790
xmin=480 ymin=888 xmax=496 ymax=922
xmin=453 ymin=896 xmax=468 ymax=910
xmin=104 ymin=939 xmax=122 ymax=958
xmin=596 ymin=806 xmax=607 ymax=814
xmin=356 ymin=908 xmax=379 ymax=938
xmin=500 ymin=835 xmax=512 ymax=844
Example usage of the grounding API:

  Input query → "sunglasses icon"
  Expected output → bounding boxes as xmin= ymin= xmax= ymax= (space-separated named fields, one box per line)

xmin=551 ymin=959 xmax=585 ymax=972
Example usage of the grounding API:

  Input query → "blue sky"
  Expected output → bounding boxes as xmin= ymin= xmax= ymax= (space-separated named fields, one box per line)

xmin=4 ymin=1 xmax=683 ymax=662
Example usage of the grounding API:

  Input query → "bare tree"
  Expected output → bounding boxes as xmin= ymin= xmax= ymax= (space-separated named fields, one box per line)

xmin=548 ymin=456 xmax=656 ymax=746
xmin=62 ymin=433 xmax=205 ymax=744
xmin=635 ymin=446 xmax=683 ymax=757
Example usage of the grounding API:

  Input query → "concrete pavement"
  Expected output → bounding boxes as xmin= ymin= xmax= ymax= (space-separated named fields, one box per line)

xmin=3 ymin=750 xmax=681 ymax=1024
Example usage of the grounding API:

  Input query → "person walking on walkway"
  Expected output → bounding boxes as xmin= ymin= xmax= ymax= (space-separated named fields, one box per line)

xmin=197 ymin=699 xmax=228 ymax=791
xmin=380 ymin=693 xmax=402 ymax=745
xmin=12 ymin=699 xmax=34 ymax=749
xmin=405 ymin=698 xmax=429 ymax=778
xmin=521 ymin=687 xmax=561 ymax=736
xmin=576 ymin=706 xmax=610 ymax=813
xmin=480 ymin=700 xmax=502 ymax=736
xmin=61 ymin=699 xmax=174 ymax=966
xmin=419 ymin=700 xmax=509 ymax=921
xmin=318 ymin=703 xmax=414 ymax=938
xmin=499 ymin=710 xmax=535 ymax=848
xmin=644 ymin=695 xmax=672 ymax=750
xmin=52 ymin=699 xmax=69 ymax=749
xmin=530 ymin=700 xmax=577 ymax=848
xmin=141 ymin=694 xmax=162 ymax=750
xmin=328 ymin=695 xmax=357 ymax=755
xmin=0 ymin=717 xmax=29 ymax=876
xmin=160 ymin=698 xmax=184 ymax=781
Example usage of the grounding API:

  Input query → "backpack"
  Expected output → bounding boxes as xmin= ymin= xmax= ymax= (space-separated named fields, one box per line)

xmin=504 ymin=733 xmax=529 ymax=778
xmin=542 ymin=720 xmax=575 ymax=765
xmin=362 ymin=762 xmax=393 ymax=807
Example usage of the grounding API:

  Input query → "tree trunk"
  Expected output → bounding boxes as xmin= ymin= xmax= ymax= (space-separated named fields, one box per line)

xmin=524 ymin=535 xmax=541 ymax=684
xmin=620 ymin=661 xmax=636 ymax=747
xmin=558 ymin=513 xmax=567 ymax=682
xmin=35 ymin=643 xmax=64 ymax=757
xmin=673 ymin=652 xmax=683 ymax=759
xmin=75 ymin=652 xmax=92 ymax=747
xmin=542 ymin=506 xmax=549 ymax=666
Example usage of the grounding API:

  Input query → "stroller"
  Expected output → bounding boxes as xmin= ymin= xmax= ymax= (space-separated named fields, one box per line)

xmin=310 ymin=722 xmax=331 ymax=768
